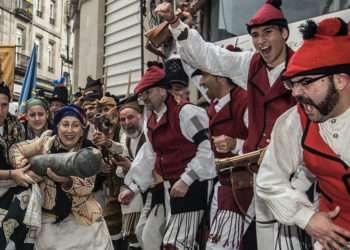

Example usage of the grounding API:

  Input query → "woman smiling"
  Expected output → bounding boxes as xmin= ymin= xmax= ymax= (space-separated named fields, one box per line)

xmin=10 ymin=104 xmax=113 ymax=250
xmin=24 ymin=97 xmax=50 ymax=139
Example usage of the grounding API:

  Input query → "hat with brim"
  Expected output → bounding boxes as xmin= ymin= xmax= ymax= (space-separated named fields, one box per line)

xmin=97 ymin=96 xmax=117 ymax=108
xmin=165 ymin=58 xmax=189 ymax=87
xmin=119 ymin=94 xmax=142 ymax=113
xmin=82 ymin=93 xmax=99 ymax=107
xmin=50 ymin=86 xmax=68 ymax=104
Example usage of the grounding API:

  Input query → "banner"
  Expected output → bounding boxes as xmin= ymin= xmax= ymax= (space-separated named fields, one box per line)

xmin=0 ymin=46 xmax=15 ymax=96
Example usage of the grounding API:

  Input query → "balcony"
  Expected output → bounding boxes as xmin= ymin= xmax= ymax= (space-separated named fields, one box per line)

xmin=15 ymin=53 xmax=29 ymax=76
xmin=14 ymin=0 xmax=33 ymax=22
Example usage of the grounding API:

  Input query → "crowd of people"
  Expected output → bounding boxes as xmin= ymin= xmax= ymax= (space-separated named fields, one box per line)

xmin=0 ymin=0 xmax=349 ymax=249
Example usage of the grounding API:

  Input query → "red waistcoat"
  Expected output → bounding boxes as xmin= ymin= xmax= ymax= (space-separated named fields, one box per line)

xmin=208 ymin=87 xmax=251 ymax=213
xmin=243 ymin=48 xmax=296 ymax=153
xmin=207 ymin=86 xmax=248 ymax=158
xmin=298 ymin=105 xmax=350 ymax=230
xmin=147 ymin=95 xmax=198 ymax=181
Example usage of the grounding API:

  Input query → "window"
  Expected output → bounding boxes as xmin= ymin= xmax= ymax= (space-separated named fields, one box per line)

xmin=208 ymin=0 xmax=350 ymax=41
xmin=48 ymin=42 xmax=55 ymax=73
xmin=15 ymin=27 xmax=25 ymax=66
xmin=16 ymin=0 xmax=22 ymax=9
xmin=49 ymin=0 xmax=55 ymax=25
xmin=34 ymin=0 xmax=43 ymax=17
xmin=34 ymin=36 xmax=42 ymax=68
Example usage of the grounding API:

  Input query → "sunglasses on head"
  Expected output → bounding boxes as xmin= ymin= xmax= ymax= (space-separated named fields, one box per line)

xmin=283 ymin=74 xmax=332 ymax=90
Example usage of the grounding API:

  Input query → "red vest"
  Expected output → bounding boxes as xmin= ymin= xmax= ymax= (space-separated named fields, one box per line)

xmin=243 ymin=48 xmax=296 ymax=153
xmin=147 ymin=95 xmax=198 ymax=181
xmin=207 ymin=86 xmax=248 ymax=158
xmin=298 ymin=106 xmax=350 ymax=230
xmin=207 ymin=87 xmax=251 ymax=214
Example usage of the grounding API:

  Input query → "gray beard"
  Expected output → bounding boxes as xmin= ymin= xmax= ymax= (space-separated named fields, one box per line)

xmin=122 ymin=128 xmax=141 ymax=139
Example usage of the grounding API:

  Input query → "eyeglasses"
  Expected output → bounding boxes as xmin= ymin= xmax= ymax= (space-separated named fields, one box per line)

xmin=138 ymin=88 xmax=154 ymax=100
xmin=283 ymin=74 xmax=331 ymax=90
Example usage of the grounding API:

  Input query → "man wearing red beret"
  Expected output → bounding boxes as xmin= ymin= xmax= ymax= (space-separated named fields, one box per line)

xmin=188 ymin=45 xmax=250 ymax=250
xmin=119 ymin=62 xmax=216 ymax=250
xmin=257 ymin=17 xmax=350 ymax=250
xmin=155 ymin=0 xmax=308 ymax=249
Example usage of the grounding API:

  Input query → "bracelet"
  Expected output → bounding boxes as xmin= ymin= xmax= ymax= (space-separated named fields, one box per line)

xmin=8 ymin=170 xmax=12 ymax=179
xmin=168 ymin=16 xmax=179 ymax=25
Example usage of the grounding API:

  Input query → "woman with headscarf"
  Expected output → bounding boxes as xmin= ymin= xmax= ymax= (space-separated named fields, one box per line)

xmin=24 ymin=97 xmax=50 ymax=139
xmin=10 ymin=104 xmax=113 ymax=250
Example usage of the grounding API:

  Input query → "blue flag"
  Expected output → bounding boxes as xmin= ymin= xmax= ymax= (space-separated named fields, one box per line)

xmin=18 ymin=45 xmax=37 ymax=113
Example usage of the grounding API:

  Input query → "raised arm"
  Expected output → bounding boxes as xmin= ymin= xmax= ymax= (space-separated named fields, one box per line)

xmin=155 ymin=2 xmax=253 ymax=90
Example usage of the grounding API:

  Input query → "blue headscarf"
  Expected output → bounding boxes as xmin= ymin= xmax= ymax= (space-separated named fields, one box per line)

xmin=53 ymin=104 xmax=86 ymax=134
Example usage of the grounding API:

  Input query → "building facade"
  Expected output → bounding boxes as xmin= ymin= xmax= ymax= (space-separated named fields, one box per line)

xmin=71 ymin=0 xmax=157 ymax=97
xmin=0 ymin=0 xmax=73 ymax=99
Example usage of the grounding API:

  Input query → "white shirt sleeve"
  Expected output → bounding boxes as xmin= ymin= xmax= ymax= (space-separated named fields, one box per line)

xmin=178 ymin=104 xmax=217 ymax=186
xmin=169 ymin=21 xmax=254 ymax=90
xmin=256 ymin=106 xmax=316 ymax=229
xmin=124 ymin=140 xmax=156 ymax=193
xmin=181 ymin=60 xmax=211 ymax=102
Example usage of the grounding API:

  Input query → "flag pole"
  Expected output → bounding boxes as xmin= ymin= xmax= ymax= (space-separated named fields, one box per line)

xmin=18 ymin=44 xmax=37 ymax=113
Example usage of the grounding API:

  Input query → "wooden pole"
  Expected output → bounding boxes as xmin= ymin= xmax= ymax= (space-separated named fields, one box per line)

xmin=126 ymin=71 xmax=132 ymax=98
xmin=103 ymin=66 xmax=108 ymax=95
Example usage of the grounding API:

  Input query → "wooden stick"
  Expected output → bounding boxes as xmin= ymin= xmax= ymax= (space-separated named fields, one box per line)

xmin=103 ymin=66 xmax=108 ymax=95
xmin=126 ymin=71 xmax=132 ymax=98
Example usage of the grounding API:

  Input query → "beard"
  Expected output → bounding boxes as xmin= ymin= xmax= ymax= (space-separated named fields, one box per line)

xmin=123 ymin=127 xmax=141 ymax=138
xmin=295 ymin=81 xmax=339 ymax=122
xmin=121 ymin=120 xmax=143 ymax=139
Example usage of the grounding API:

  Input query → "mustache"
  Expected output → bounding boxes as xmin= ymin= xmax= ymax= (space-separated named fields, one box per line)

xmin=295 ymin=96 xmax=316 ymax=106
xmin=295 ymin=95 xmax=328 ymax=116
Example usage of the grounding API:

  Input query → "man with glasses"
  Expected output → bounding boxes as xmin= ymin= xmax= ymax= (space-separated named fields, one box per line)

xmin=119 ymin=62 xmax=216 ymax=250
xmin=256 ymin=17 xmax=350 ymax=250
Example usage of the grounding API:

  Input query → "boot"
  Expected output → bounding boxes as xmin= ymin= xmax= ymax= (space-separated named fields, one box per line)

xmin=29 ymin=147 xmax=102 ymax=178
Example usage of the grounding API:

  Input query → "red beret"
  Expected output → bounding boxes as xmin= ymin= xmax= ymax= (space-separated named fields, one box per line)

xmin=283 ymin=18 xmax=350 ymax=79
xmin=247 ymin=0 xmax=287 ymax=33
xmin=134 ymin=65 xmax=167 ymax=95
